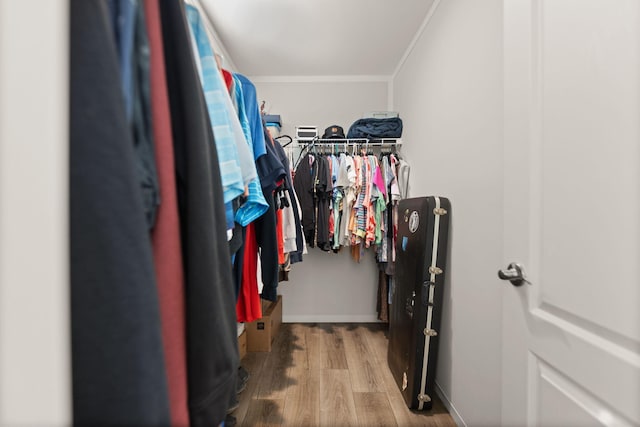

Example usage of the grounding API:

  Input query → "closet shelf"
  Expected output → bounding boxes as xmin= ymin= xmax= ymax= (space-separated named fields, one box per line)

xmin=294 ymin=137 xmax=402 ymax=146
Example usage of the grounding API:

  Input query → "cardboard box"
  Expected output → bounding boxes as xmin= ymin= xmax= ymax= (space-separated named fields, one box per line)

xmin=238 ymin=329 xmax=247 ymax=360
xmin=246 ymin=295 xmax=282 ymax=352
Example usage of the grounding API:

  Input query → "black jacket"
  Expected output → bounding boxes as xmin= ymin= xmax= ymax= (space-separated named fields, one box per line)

xmin=272 ymin=140 xmax=304 ymax=264
xmin=70 ymin=1 xmax=170 ymax=424
xmin=160 ymin=1 xmax=239 ymax=425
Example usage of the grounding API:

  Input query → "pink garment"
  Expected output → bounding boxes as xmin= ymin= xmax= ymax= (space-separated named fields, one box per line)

xmin=372 ymin=162 xmax=387 ymax=197
xmin=365 ymin=157 xmax=376 ymax=247
xmin=144 ymin=1 xmax=190 ymax=425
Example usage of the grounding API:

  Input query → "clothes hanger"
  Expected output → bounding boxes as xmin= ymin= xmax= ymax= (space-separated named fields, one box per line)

xmin=274 ymin=135 xmax=293 ymax=147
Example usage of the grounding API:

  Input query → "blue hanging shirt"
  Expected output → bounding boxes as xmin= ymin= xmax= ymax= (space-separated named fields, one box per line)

xmin=185 ymin=5 xmax=244 ymax=205
xmin=232 ymin=75 xmax=269 ymax=226
xmin=234 ymin=73 xmax=267 ymax=160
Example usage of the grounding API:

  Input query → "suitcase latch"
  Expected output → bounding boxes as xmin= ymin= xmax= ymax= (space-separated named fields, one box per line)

xmin=418 ymin=393 xmax=432 ymax=403
xmin=424 ymin=328 xmax=438 ymax=337
xmin=422 ymin=281 xmax=434 ymax=306
xmin=405 ymin=291 xmax=415 ymax=318
xmin=433 ymin=207 xmax=448 ymax=216
xmin=429 ymin=266 xmax=443 ymax=275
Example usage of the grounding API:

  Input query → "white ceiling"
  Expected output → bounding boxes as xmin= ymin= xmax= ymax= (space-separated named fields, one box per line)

xmin=201 ymin=0 xmax=435 ymax=77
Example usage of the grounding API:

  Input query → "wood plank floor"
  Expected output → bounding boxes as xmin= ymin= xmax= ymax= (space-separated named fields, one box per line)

xmin=234 ymin=323 xmax=456 ymax=427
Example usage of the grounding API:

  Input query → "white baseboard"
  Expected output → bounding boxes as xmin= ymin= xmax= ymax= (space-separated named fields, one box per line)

xmin=283 ymin=314 xmax=381 ymax=323
xmin=435 ymin=382 xmax=466 ymax=427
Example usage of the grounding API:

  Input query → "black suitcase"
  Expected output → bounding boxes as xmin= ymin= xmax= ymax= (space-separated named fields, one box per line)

xmin=387 ymin=196 xmax=450 ymax=410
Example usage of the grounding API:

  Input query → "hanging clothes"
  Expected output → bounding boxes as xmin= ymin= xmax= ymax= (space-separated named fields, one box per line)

xmin=377 ymin=152 xmax=408 ymax=319
xmin=236 ymin=222 xmax=262 ymax=322
xmin=183 ymin=4 xmax=244 ymax=201
xmin=397 ymin=157 xmax=411 ymax=200
xmin=108 ymin=0 xmax=161 ymax=229
xmin=316 ymin=155 xmax=333 ymax=252
xmin=234 ymin=74 xmax=268 ymax=160
xmin=231 ymin=73 xmax=269 ymax=226
xmin=70 ymin=0 xmax=170 ymax=424
xmin=144 ymin=0 xmax=189 ymax=424
xmin=160 ymin=0 xmax=239 ymax=425
xmin=184 ymin=3 xmax=247 ymax=236
xmin=372 ymin=157 xmax=387 ymax=247
xmin=339 ymin=154 xmax=357 ymax=247
xmin=377 ymin=155 xmax=391 ymax=263
xmin=292 ymin=146 xmax=407 ymax=269
xmin=255 ymin=130 xmax=287 ymax=302
xmin=293 ymin=153 xmax=317 ymax=248
xmin=364 ymin=155 xmax=378 ymax=248
xmin=387 ymin=154 xmax=403 ymax=276
xmin=72 ymin=1 xmax=320 ymax=425
xmin=272 ymin=139 xmax=305 ymax=263
xmin=354 ymin=154 xmax=368 ymax=246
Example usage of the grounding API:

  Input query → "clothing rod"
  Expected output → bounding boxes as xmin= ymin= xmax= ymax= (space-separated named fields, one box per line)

xmin=294 ymin=138 xmax=402 ymax=145
xmin=294 ymin=142 xmax=400 ymax=146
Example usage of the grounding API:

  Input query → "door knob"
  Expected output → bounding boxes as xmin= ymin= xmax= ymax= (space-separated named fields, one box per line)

xmin=498 ymin=262 xmax=529 ymax=287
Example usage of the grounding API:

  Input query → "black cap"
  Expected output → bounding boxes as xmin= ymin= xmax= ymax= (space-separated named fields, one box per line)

xmin=322 ymin=125 xmax=345 ymax=139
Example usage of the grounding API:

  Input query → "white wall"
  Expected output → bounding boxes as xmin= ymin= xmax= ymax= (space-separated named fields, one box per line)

xmin=0 ymin=1 xmax=70 ymax=425
xmin=252 ymin=79 xmax=389 ymax=140
xmin=252 ymin=79 xmax=389 ymax=322
xmin=392 ymin=1 xmax=503 ymax=426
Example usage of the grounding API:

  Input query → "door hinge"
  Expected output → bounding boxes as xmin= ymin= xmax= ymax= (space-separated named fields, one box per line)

xmin=424 ymin=328 xmax=438 ymax=337
xmin=433 ymin=207 xmax=448 ymax=216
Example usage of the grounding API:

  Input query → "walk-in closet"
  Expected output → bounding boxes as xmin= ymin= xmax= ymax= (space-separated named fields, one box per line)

xmin=1 ymin=1 xmax=639 ymax=426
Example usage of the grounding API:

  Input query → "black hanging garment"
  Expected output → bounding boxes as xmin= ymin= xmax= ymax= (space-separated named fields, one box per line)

xmin=255 ymin=128 xmax=286 ymax=301
xmin=70 ymin=0 xmax=170 ymax=424
xmin=159 ymin=0 xmax=239 ymax=425
xmin=272 ymin=139 xmax=304 ymax=264
xmin=315 ymin=155 xmax=333 ymax=252
xmin=293 ymin=153 xmax=317 ymax=248
xmin=387 ymin=196 xmax=450 ymax=411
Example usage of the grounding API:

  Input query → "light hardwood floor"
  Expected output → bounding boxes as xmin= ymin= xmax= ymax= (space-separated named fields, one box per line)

xmin=235 ymin=323 xmax=456 ymax=427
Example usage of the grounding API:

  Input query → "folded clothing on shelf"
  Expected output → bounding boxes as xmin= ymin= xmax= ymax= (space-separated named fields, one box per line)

xmin=346 ymin=117 xmax=403 ymax=139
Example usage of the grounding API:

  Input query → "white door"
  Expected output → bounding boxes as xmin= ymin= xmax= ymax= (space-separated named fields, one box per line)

xmin=502 ymin=0 xmax=640 ymax=426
